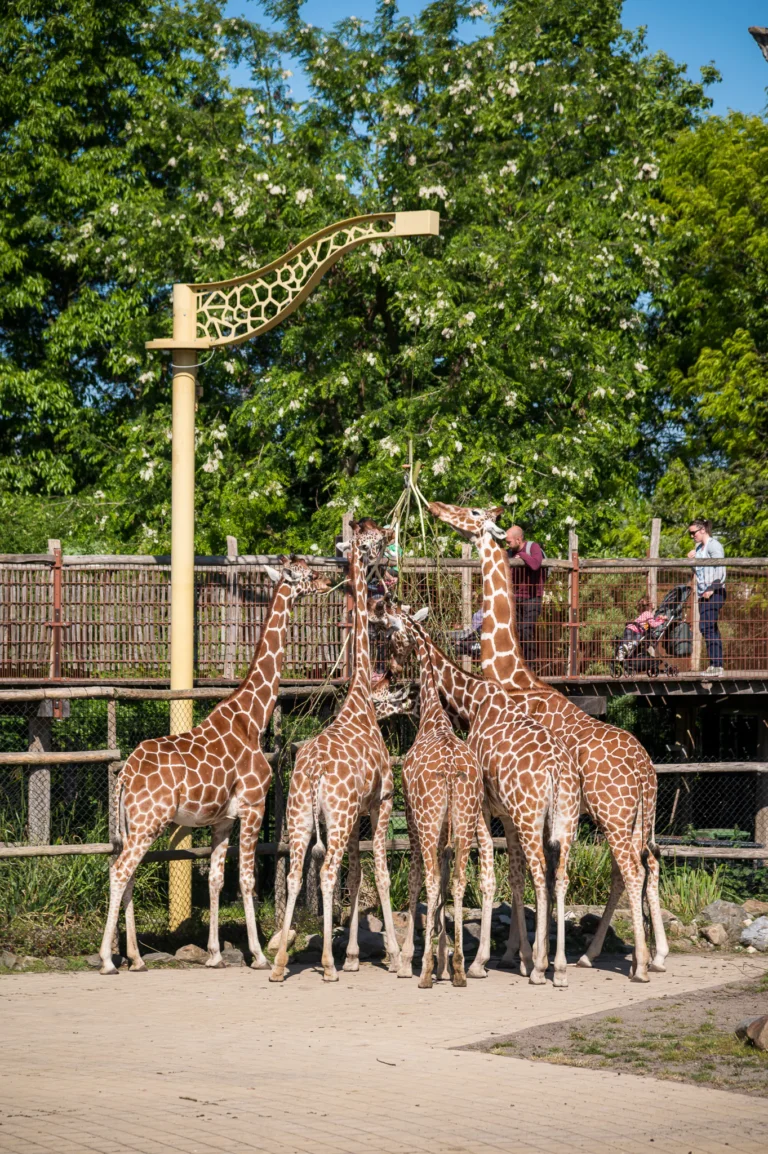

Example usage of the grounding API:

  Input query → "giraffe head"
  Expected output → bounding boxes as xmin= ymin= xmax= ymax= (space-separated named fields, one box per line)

xmin=370 ymin=597 xmax=429 ymax=674
xmin=371 ymin=670 xmax=420 ymax=720
xmin=427 ymin=500 xmax=507 ymax=548
xmin=264 ymin=555 xmax=332 ymax=596
xmin=350 ymin=517 xmax=395 ymax=568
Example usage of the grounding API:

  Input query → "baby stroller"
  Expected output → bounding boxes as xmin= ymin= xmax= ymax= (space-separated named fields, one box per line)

xmin=612 ymin=584 xmax=692 ymax=676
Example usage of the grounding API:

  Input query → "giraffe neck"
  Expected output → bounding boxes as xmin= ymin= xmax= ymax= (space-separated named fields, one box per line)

xmin=348 ymin=537 xmax=372 ymax=699
xmin=478 ymin=534 xmax=539 ymax=690
xmin=421 ymin=631 xmax=485 ymax=727
xmin=414 ymin=627 xmax=451 ymax=734
xmin=229 ymin=581 xmax=295 ymax=734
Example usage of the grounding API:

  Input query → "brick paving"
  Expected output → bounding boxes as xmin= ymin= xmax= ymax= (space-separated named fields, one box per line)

xmin=1 ymin=955 xmax=767 ymax=1154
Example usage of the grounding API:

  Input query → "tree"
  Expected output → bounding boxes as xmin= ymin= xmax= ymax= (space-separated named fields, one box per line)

xmin=0 ymin=0 xmax=714 ymax=556
xmin=649 ymin=114 xmax=768 ymax=555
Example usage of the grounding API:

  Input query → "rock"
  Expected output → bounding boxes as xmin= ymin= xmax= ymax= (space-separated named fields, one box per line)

xmin=45 ymin=957 xmax=68 ymax=971
xmin=266 ymin=928 xmax=295 ymax=953
xmin=1 ymin=950 xmax=18 ymax=970
xmin=360 ymin=913 xmax=383 ymax=934
xmin=745 ymin=946 xmax=758 ymax=955
xmin=85 ymin=953 xmax=102 ymax=969
xmin=19 ymin=956 xmax=39 ymax=970
xmin=142 ymin=951 xmax=175 ymax=964
xmin=740 ymin=916 xmax=768 ymax=952
xmin=221 ymin=948 xmax=245 ymax=967
xmin=743 ymin=899 xmax=768 ymax=917
xmin=666 ymin=920 xmax=685 ymax=939
xmin=579 ymin=913 xmax=602 ymax=934
xmin=462 ymin=922 xmax=482 ymax=945
xmin=736 ymin=1015 xmax=768 ymax=1051
xmin=174 ymin=943 xmax=208 ymax=964
xmin=301 ymin=933 xmax=323 ymax=954
xmin=701 ymin=923 xmax=729 ymax=947
xmin=700 ymin=900 xmax=747 ymax=937
xmin=223 ymin=940 xmax=234 ymax=951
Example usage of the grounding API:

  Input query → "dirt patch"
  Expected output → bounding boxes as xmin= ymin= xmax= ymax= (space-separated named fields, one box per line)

xmin=468 ymin=971 xmax=768 ymax=1096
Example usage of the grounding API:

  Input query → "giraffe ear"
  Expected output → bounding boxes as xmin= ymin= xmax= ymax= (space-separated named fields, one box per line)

xmin=264 ymin=565 xmax=282 ymax=583
xmin=412 ymin=606 xmax=429 ymax=624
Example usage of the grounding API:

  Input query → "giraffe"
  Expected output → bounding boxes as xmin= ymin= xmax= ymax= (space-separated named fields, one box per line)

xmin=97 ymin=555 xmax=331 ymax=976
xmin=374 ymin=597 xmax=581 ymax=987
xmin=375 ymin=603 xmax=495 ymax=988
xmin=427 ymin=500 xmax=669 ymax=982
xmin=270 ymin=523 xmax=401 ymax=983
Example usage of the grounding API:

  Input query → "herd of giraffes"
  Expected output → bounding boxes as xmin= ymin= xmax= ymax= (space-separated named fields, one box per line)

xmin=98 ymin=501 xmax=669 ymax=988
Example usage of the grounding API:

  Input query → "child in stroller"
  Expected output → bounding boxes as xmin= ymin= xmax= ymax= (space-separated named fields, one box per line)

xmin=613 ymin=585 xmax=692 ymax=676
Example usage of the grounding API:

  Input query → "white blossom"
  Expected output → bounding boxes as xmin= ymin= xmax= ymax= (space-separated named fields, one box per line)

xmin=432 ymin=455 xmax=450 ymax=476
xmin=419 ymin=184 xmax=448 ymax=200
xmin=504 ymin=392 xmax=518 ymax=407
xmin=634 ymin=361 xmax=648 ymax=373
xmin=334 ymin=173 xmax=347 ymax=182
xmin=365 ymin=352 xmax=376 ymax=365
xmin=138 ymin=371 xmax=154 ymax=384
xmin=268 ymin=184 xmax=286 ymax=196
xmin=210 ymin=235 xmax=225 ymax=251
xmin=233 ymin=201 xmax=249 ymax=218
xmin=499 ymin=160 xmax=518 ymax=177
xmin=109 ymin=203 xmax=120 ymax=216
xmin=407 ymin=154 xmax=416 ymax=166
xmin=167 ymin=157 xmax=177 ymax=168
xmin=224 ymin=361 xmax=236 ymax=374
xmin=295 ymin=188 xmax=314 ymax=206
xmin=139 ymin=460 xmax=158 ymax=481
xmin=553 ymin=102 xmax=564 ymax=114
xmin=441 ymin=327 xmax=454 ymax=339
xmin=212 ymin=200 xmax=224 ymax=217
xmin=458 ymin=311 xmax=476 ymax=327
xmin=379 ymin=436 xmax=401 ymax=457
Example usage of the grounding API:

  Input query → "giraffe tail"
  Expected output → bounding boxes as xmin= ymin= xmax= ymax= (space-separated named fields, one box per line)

xmin=115 ymin=775 xmax=128 ymax=849
xmin=309 ymin=769 xmax=325 ymax=860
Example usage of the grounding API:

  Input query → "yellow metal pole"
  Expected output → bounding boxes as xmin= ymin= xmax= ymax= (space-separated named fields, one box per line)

xmin=168 ymin=283 xmax=197 ymax=932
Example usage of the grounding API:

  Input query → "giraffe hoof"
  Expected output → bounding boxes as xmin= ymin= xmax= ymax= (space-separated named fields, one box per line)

xmin=343 ymin=958 xmax=360 ymax=972
xmin=269 ymin=968 xmax=286 ymax=983
xmin=250 ymin=956 xmax=270 ymax=970
xmin=452 ymin=973 xmax=467 ymax=988
xmin=99 ymin=965 xmax=119 ymax=976
xmin=576 ymin=954 xmax=593 ymax=969
xmin=553 ymin=972 xmax=569 ymax=989
xmin=129 ymin=962 xmax=148 ymax=973
xmin=649 ymin=960 xmax=667 ymax=973
xmin=397 ymin=967 xmax=413 ymax=979
xmin=417 ymin=975 xmax=434 ymax=990
xmin=467 ymin=963 xmax=488 ymax=979
xmin=631 ymin=971 xmax=650 ymax=984
xmin=205 ymin=957 xmax=226 ymax=969
xmin=529 ymin=969 xmax=547 ymax=986
xmin=322 ymin=969 xmax=339 ymax=983
xmin=387 ymin=954 xmax=401 ymax=973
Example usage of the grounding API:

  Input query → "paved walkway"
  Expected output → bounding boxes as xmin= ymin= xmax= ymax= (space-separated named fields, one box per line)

xmin=1 ymin=954 xmax=767 ymax=1154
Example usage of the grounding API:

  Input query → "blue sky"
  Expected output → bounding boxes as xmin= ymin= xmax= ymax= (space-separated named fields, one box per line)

xmin=224 ymin=0 xmax=768 ymax=117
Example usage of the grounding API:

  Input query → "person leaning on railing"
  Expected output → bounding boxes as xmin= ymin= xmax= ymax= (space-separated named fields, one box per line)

xmin=506 ymin=524 xmax=546 ymax=666
xmin=687 ymin=517 xmax=726 ymax=676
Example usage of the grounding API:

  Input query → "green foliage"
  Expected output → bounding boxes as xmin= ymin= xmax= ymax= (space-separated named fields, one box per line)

xmin=651 ymin=114 xmax=768 ymax=554
xmin=659 ymin=859 xmax=724 ymax=924
xmin=0 ymin=0 xmax=717 ymax=556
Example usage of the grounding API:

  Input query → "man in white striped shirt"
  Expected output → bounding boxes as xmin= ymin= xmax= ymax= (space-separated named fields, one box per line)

xmin=687 ymin=518 xmax=726 ymax=675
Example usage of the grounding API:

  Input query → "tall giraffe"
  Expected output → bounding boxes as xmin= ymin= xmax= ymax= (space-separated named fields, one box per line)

xmin=98 ymin=556 xmax=331 ymax=976
xmin=376 ymin=603 xmax=495 ymax=988
xmin=270 ymin=523 xmax=401 ymax=983
xmin=377 ymin=599 xmax=581 ymax=987
xmin=428 ymin=501 xmax=669 ymax=982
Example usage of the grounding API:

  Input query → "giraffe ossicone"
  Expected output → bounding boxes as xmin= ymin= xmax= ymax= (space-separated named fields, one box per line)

xmin=97 ymin=555 xmax=331 ymax=976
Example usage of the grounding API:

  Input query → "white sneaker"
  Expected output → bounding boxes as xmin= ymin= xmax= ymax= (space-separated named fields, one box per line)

xmin=704 ymin=665 xmax=724 ymax=676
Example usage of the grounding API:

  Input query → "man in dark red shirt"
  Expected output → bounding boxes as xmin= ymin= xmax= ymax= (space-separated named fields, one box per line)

xmin=506 ymin=524 xmax=545 ymax=666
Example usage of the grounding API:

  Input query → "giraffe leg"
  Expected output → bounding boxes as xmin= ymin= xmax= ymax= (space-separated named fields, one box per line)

xmin=122 ymin=875 xmax=146 ymax=972
xmin=451 ymin=840 xmax=469 ymax=987
xmin=601 ymin=833 xmax=650 ymax=982
xmin=370 ymin=796 xmax=401 ymax=972
xmin=398 ymin=803 xmax=422 ymax=980
xmin=206 ymin=819 xmax=234 ymax=968
xmin=319 ymin=831 xmax=350 ymax=982
xmin=343 ymin=819 xmax=362 ymax=972
xmin=646 ymin=848 xmax=669 ymax=972
xmin=418 ymin=845 xmax=440 ymax=989
xmin=435 ymin=825 xmax=452 ymax=981
xmin=98 ymin=832 xmax=156 ymax=975
xmin=468 ymin=812 xmax=495 ymax=979
xmin=519 ymin=830 xmax=550 ymax=986
xmin=238 ymin=804 xmax=269 ymax=969
xmin=550 ymin=785 xmax=579 ymax=990
xmin=507 ymin=832 xmax=534 ymax=977
xmin=270 ymin=793 xmax=313 ymax=983
xmin=551 ymin=842 xmax=571 ymax=989
xmin=577 ymin=851 xmax=624 ymax=967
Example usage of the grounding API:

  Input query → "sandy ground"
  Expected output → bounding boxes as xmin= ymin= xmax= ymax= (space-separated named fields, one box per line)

xmin=1 ymin=954 xmax=768 ymax=1154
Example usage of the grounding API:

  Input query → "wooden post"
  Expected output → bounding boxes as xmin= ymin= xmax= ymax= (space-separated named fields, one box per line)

xmin=47 ymin=540 xmax=64 ymax=720
xmin=648 ymin=518 xmax=661 ymax=607
xmin=342 ymin=512 xmax=354 ymax=681
xmin=27 ymin=714 xmax=51 ymax=846
xmin=756 ymin=715 xmax=768 ymax=858
xmin=224 ymin=535 xmax=238 ymax=679
xmin=691 ymin=571 xmax=702 ymax=672
xmin=568 ymin=531 xmax=579 ymax=678
xmin=461 ymin=542 xmax=473 ymax=672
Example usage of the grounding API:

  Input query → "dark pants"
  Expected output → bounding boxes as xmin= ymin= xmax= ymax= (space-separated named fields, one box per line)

xmin=516 ymin=595 xmax=543 ymax=665
xmin=699 ymin=588 xmax=726 ymax=666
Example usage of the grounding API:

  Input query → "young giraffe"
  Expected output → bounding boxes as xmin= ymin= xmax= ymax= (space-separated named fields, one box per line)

xmin=270 ymin=524 xmax=401 ymax=983
xmin=376 ymin=603 xmax=495 ymax=988
xmin=428 ymin=501 xmax=669 ymax=982
xmin=378 ymin=598 xmax=581 ymax=987
xmin=98 ymin=556 xmax=331 ymax=976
